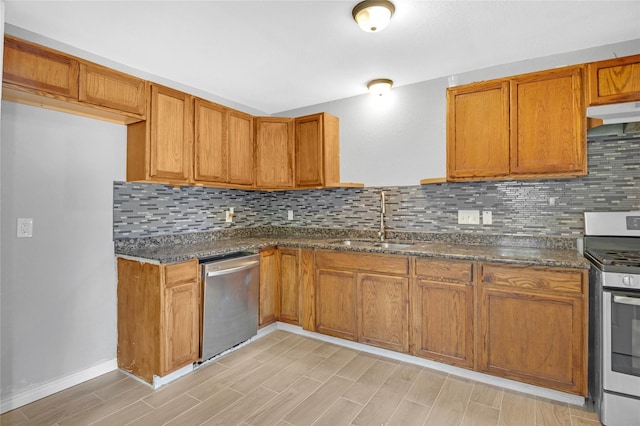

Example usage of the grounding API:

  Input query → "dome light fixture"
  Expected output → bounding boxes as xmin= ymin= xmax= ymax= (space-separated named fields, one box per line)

xmin=352 ymin=0 xmax=395 ymax=33
xmin=367 ymin=78 xmax=393 ymax=96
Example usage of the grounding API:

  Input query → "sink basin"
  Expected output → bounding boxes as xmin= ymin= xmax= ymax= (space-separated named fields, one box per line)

xmin=332 ymin=240 xmax=413 ymax=249
xmin=375 ymin=242 xmax=413 ymax=249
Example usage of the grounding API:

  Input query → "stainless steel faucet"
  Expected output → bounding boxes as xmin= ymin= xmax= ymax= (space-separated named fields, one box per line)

xmin=378 ymin=191 xmax=386 ymax=242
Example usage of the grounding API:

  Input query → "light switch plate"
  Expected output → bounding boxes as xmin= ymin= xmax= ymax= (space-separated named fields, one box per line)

xmin=17 ymin=218 xmax=33 ymax=238
xmin=287 ymin=210 xmax=294 ymax=220
xmin=483 ymin=211 xmax=493 ymax=225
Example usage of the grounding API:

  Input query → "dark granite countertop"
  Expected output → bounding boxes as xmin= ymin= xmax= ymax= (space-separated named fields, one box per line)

xmin=114 ymin=229 xmax=590 ymax=269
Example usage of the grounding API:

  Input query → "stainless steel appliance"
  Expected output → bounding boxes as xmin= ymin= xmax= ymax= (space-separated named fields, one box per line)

xmin=200 ymin=252 xmax=260 ymax=362
xmin=584 ymin=211 xmax=640 ymax=425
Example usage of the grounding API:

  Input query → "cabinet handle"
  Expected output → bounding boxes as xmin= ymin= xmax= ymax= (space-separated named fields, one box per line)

xmin=613 ymin=295 xmax=640 ymax=307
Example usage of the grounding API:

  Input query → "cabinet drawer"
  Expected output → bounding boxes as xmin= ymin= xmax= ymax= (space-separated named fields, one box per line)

xmin=316 ymin=250 xmax=408 ymax=275
xmin=414 ymin=258 xmax=474 ymax=283
xmin=481 ymin=263 xmax=585 ymax=294
xmin=164 ymin=260 xmax=199 ymax=287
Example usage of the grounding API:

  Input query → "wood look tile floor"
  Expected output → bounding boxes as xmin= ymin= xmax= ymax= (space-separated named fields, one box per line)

xmin=1 ymin=331 xmax=602 ymax=426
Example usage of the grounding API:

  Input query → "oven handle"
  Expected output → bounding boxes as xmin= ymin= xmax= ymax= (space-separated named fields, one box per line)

xmin=613 ymin=294 xmax=640 ymax=306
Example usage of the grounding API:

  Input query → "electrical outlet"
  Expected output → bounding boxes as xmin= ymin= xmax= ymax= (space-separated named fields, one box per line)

xmin=287 ymin=210 xmax=294 ymax=220
xmin=483 ymin=211 xmax=492 ymax=225
xmin=458 ymin=210 xmax=480 ymax=225
xmin=225 ymin=208 xmax=234 ymax=223
xmin=17 ymin=218 xmax=33 ymax=238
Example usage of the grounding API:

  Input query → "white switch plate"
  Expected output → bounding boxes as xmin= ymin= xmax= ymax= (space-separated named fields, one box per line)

xmin=225 ymin=210 xmax=233 ymax=223
xmin=17 ymin=218 xmax=33 ymax=238
xmin=458 ymin=210 xmax=480 ymax=225
xmin=483 ymin=211 xmax=493 ymax=225
xmin=287 ymin=210 xmax=294 ymax=220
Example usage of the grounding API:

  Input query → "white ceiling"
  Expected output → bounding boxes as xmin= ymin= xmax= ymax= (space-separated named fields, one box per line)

xmin=5 ymin=1 xmax=640 ymax=114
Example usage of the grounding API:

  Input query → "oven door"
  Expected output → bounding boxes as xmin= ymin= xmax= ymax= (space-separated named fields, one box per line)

xmin=603 ymin=289 xmax=640 ymax=396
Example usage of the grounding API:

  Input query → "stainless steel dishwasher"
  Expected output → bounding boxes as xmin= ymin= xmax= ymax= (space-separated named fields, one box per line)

xmin=200 ymin=252 xmax=260 ymax=361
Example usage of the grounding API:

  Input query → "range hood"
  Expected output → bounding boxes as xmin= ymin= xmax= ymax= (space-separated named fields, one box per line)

xmin=587 ymin=101 xmax=640 ymax=125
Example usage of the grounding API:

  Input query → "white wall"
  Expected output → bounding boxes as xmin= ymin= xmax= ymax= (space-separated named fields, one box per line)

xmin=0 ymin=102 xmax=126 ymax=410
xmin=277 ymin=39 xmax=640 ymax=187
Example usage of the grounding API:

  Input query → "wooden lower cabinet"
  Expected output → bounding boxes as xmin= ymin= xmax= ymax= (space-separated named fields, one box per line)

xmin=479 ymin=263 xmax=587 ymax=395
xmin=412 ymin=258 xmax=475 ymax=368
xmin=314 ymin=250 xmax=409 ymax=350
xmin=358 ymin=273 xmax=409 ymax=353
xmin=117 ymin=258 xmax=200 ymax=383
xmin=259 ymin=247 xmax=278 ymax=327
xmin=279 ymin=247 xmax=301 ymax=324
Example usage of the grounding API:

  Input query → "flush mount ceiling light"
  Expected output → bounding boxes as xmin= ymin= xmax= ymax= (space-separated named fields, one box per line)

xmin=352 ymin=0 xmax=395 ymax=33
xmin=367 ymin=78 xmax=393 ymax=96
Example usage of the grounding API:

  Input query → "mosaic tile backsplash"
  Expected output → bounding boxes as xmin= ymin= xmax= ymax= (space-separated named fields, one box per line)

xmin=113 ymin=134 xmax=639 ymax=239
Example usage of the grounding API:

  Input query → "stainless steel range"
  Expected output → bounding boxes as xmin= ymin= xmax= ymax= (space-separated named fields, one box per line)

xmin=584 ymin=211 xmax=640 ymax=426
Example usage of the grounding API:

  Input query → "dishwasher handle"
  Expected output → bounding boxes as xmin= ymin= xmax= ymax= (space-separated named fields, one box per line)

xmin=205 ymin=261 xmax=259 ymax=278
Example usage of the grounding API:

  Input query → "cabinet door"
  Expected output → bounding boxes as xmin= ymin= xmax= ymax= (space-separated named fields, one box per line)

xmin=149 ymin=84 xmax=193 ymax=182
xmin=315 ymin=268 xmax=357 ymax=341
xmin=163 ymin=281 xmax=200 ymax=375
xmin=279 ymin=247 xmax=300 ymax=324
xmin=194 ymin=99 xmax=228 ymax=183
xmin=446 ymin=81 xmax=510 ymax=181
xmin=587 ymin=54 xmax=640 ymax=105
xmin=227 ymin=109 xmax=254 ymax=186
xmin=479 ymin=263 xmax=587 ymax=395
xmin=295 ymin=114 xmax=324 ymax=187
xmin=358 ymin=273 xmax=409 ymax=353
xmin=255 ymin=117 xmax=294 ymax=189
xmin=413 ymin=258 xmax=474 ymax=368
xmin=510 ymin=66 xmax=586 ymax=176
xmin=3 ymin=35 xmax=79 ymax=99
xmin=78 ymin=62 xmax=146 ymax=116
xmin=259 ymin=248 xmax=278 ymax=327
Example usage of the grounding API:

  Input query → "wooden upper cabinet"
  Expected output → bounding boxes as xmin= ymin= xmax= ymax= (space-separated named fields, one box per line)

xmin=587 ymin=54 xmax=640 ymax=106
xmin=3 ymin=35 xmax=79 ymax=99
xmin=295 ymin=113 xmax=340 ymax=188
xmin=78 ymin=62 xmax=146 ymax=117
xmin=447 ymin=66 xmax=586 ymax=181
xmin=255 ymin=117 xmax=295 ymax=189
xmin=3 ymin=36 xmax=146 ymax=124
xmin=194 ymin=98 xmax=228 ymax=184
xmin=447 ymin=80 xmax=510 ymax=180
xmin=227 ymin=109 xmax=255 ymax=186
xmin=510 ymin=66 xmax=586 ymax=176
xmin=148 ymin=84 xmax=194 ymax=182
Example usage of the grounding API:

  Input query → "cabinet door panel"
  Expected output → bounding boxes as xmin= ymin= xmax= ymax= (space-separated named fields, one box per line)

xmin=3 ymin=36 xmax=79 ymax=99
xmin=279 ymin=248 xmax=300 ymax=324
xmin=259 ymin=248 xmax=278 ymax=327
xmin=414 ymin=280 xmax=473 ymax=368
xmin=78 ymin=62 xmax=146 ymax=116
xmin=295 ymin=115 xmax=323 ymax=187
xmin=358 ymin=273 xmax=409 ymax=353
xmin=447 ymin=81 xmax=510 ymax=180
xmin=163 ymin=281 xmax=199 ymax=375
xmin=510 ymin=67 xmax=585 ymax=176
xmin=315 ymin=269 xmax=357 ymax=341
xmin=227 ymin=109 xmax=254 ymax=186
xmin=480 ymin=288 xmax=585 ymax=395
xmin=256 ymin=118 xmax=294 ymax=188
xmin=588 ymin=54 xmax=640 ymax=105
xmin=149 ymin=85 xmax=193 ymax=181
xmin=194 ymin=99 xmax=227 ymax=183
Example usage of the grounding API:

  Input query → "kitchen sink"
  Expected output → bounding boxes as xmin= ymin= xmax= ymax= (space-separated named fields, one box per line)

xmin=332 ymin=240 xmax=413 ymax=249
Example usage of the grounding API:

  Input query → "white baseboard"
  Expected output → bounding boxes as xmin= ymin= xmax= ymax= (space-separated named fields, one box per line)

xmin=0 ymin=359 xmax=118 ymax=414
xmin=276 ymin=322 xmax=587 ymax=407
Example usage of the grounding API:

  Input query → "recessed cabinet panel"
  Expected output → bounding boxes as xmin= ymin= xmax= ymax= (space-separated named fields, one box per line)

xmin=194 ymin=99 xmax=228 ymax=184
xmin=149 ymin=84 xmax=193 ymax=182
xmin=163 ymin=282 xmax=199 ymax=375
xmin=3 ymin=36 xmax=79 ymax=99
xmin=295 ymin=115 xmax=323 ymax=187
xmin=447 ymin=81 xmax=510 ymax=180
xmin=510 ymin=67 xmax=585 ymax=175
xmin=315 ymin=268 xmax=357 ymax=341
xmin=255 ymin=117 xmax=294 ymax=189
xmin=587 ymin=54 xmax=640 ymax=105
xmin=78 ymin=62 xmax=146 ymax=116
xmin=227 ymin=110 xmax=254 ymax=186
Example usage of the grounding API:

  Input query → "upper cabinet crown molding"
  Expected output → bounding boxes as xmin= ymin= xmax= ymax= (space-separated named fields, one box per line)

xmin=2 ymin=35 xmax=147 ymax=124
xmin=587 ymin=54 xmax=640 ymax=106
